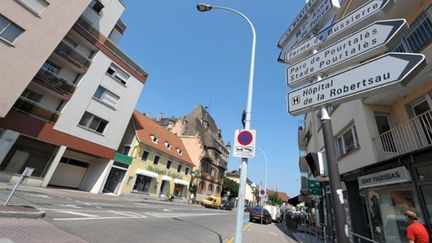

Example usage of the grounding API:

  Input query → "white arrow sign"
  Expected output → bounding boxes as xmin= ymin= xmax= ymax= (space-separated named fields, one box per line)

xmin=287 ymin=53 xmax=426 ymax=116
xmin=286 ymin=19 xmax=407 ymax=88
xmin=280 ymin=0 xmax=392 ymax=64
xmin=278 ymin=0 xmax=340 ymax=51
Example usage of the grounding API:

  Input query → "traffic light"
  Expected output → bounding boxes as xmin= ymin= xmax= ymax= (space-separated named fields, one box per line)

xmin=304 ymin=152 xmax=327 ymax=177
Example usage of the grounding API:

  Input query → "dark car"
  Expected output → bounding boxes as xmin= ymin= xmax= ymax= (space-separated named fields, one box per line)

xmin=220 ymin=200 xmax=234 ymax=210
xmin=249 ymin=207 xmax=272 ymax=224
xmin=244 ymin=205 xmax=251 ymax=212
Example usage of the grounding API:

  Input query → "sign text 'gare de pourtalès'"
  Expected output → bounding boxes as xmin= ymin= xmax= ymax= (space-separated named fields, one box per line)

xmin=287 ymin=53 xmax=426 ymax=116
xmin=280 ymin=0 xmax=392 ymax=64
xmin=286 ymin=19 xmax=407 ymax=88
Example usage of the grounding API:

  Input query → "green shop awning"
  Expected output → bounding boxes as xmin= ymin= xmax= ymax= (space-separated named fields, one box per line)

xmin=114 ymin=152 xmax=133 ymax=165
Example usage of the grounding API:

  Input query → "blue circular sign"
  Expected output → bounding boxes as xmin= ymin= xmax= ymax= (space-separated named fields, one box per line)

xmin=237 ymin=130 xmax=253 ymax=146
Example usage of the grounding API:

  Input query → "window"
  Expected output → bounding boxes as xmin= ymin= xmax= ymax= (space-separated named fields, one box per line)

xmin=164 ymin=142 xmax=172 ymax=150
xmin=106 ymin=63 xmax=130 ymax=85
xmin=177 ymin=148 xmax=183 ymax=155
xmin=150 ymin=135 xmax=159 ymax=144
xmin=336 ymin=125 xmax=360 ymax=158
xmin=166 ymin=160 xmax=172 ymax=169
xmin=89 ymin=0 xmax=104 ymax=14
xmin=141 ymin=151 xmax=149 ymax=161
xmin=0 ymin=15 xmax=24 ymax=44
xmin=153 ymin=155 xmax=160 ymax=165
xmin=22 ymin=89 xmax=42 ymax=102
xmin=63 ymin=36 xmax=78 ymax=48
xmin=185 ymin=167 xmax=190 ymax=175
xmin=133 ymin=174 xmax=152 ymax=193
xmin=42 ymin=61 xmax=61 ymax=74
xmin=15 ymin=0 xmax=49 ymax=15
xmin=93 ymin=86 xmax=120 ymax=108
xmin=78 ymin=112 xmax=108 ymax=134
xmin=177 ymin=164 xmax=182 ymax=173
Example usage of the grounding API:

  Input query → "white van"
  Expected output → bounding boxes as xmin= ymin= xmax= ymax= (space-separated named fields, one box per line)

xmin=264 ymin=205 xmax=283 ymax=223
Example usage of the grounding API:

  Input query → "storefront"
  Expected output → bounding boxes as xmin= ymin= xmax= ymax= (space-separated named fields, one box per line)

xmin=358 ymin=166 xmax=418 ymax=243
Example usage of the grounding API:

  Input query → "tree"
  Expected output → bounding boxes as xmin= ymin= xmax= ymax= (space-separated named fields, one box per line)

xmin=268 ymin=191 xmax=283 ymax=206
xmin=221 ymin=177 xmax=239 ymax=199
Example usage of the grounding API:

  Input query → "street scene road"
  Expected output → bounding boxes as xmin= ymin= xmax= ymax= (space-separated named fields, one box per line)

xmin=0 ymin=186 xmax=310 ymax=243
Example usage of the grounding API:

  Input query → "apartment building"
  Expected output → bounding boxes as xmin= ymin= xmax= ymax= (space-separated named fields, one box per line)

xmin=160 ymin=105 xmax=231 ymax=202
xmin=112 ymin=111 xmax=193 ymax=201
xmin=0 ymin=0 xmax=148 ymax=193
xmin=295 ymin=0 xmax=432 ymax=242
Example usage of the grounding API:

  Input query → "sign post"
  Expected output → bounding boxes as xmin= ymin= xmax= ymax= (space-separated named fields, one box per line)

xmin=4 ymin=167 xmax=34 ymax=206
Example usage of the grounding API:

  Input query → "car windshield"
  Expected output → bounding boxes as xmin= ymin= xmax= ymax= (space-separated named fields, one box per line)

xmin=205 ymin=197 xmax=214 ymax=201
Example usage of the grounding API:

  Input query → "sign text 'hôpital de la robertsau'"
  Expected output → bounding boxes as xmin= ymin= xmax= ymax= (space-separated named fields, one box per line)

xmin=280 ymin=0 xmax=392 ymax=64
xmin=277 ymin=0 xmax=340 ymax=52
xmin=287 ymin=53 xmax=426 ymax=116
xmin=286 ymin=19 xmax=407 ymax=88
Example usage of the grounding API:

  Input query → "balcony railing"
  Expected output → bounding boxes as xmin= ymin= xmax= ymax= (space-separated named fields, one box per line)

xmin=12 ymin=97 xmax=60 ymax=123
xmin=54 ymin=41 xmax=91 ymax=70
xmin=373 ymin=110 xmax=432 ymax=161
xmin=33 ymin=67 xmax=76 ymax=97
xmin=74 ymin=16 xmax=147 ymax=79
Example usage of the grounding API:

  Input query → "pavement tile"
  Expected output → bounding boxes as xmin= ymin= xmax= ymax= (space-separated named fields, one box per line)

xmin=0 ymin=218 xmax=87 ymax=243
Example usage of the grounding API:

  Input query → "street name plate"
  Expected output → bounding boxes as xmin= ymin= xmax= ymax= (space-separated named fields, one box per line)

xmin=287 ymin=53 xmax=426 ymax=116
xmin=278 ymin=0 xmax=340 ymax=51
xmin=280 ymin=0 xmax=392 ymax=64
xmin=286 ymin=19 xmax=407 ymax=88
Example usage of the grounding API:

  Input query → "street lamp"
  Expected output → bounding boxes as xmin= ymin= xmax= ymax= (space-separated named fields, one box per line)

xmin=196 ymin=4 xmax=256 ymax=243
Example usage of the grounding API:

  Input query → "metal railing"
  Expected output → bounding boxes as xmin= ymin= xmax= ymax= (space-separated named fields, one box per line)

xmin=349 ymin=231 xmax=379 ymax=243
xmin=74 ymin=16 xmax=147 ymax=79
xmin=12 ymin=97 xmax=60 ymax=123
xmin=373 ymin=110 xmax=432 ymax=161
xmin=53 ymin=40 xmax=91 ymax=70
xmin=34 ymin=67 xmax=76 ymax=96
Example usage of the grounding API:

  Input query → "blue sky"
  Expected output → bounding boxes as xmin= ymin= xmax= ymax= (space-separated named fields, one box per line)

xmin=119 ymin=0 xmax=306 ymax=197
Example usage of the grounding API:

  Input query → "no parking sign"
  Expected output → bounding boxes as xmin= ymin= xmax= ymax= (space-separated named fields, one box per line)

xmin=233 ymin=129 xmax=256 ymax=158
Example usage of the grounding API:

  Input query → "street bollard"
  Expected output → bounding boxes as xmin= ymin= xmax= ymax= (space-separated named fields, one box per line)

xmin=4 ymin=167 xmax=34 ymax=206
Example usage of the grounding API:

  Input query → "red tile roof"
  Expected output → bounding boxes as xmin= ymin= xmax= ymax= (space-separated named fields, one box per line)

xmin=266 ymin=189 xmax=290 ymax=202
xmin=132 ymin=111 xmax=193 ymax=166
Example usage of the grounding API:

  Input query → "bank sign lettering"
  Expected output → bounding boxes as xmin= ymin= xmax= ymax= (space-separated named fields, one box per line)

xmin=280 ymin=0 xmax=391 ymax=64
xmin=286 ymin=19 xmax=407 ymax=88
xmin=287 ymin=53 xmax=426 ymax=116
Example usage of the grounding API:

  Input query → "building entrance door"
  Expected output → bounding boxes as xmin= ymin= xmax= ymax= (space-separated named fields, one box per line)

xmin=103 ymin=167 xmax=126 ymax=194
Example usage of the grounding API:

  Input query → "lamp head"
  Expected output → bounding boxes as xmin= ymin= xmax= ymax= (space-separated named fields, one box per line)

xmin=196 ymin=3 xmax=212 ymax=12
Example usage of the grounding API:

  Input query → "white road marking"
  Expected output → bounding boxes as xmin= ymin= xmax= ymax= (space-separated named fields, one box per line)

xmin=24 ymin=193 xmax=51 ymax=198
xmin=59 ymin=211 xmax=100 ymax=218
xmin=53 ymin=215 xmax=148 ymax=221
xmin=57 ymin=204 xmax=82 ymax=209
xmin=163 ymin=209 xmax=171 ymax=212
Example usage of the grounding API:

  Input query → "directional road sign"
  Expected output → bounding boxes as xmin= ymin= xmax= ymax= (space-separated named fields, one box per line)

xmin=279 ymin=0 xmax=391 ymax=64
xmin=233 ymin=129 xmax=256 ymax=158
xmin=307 ymin=179 xmax=322 ymax=196
xmin=278 ymin=0 xmax=340 ymax=51
xmin=287 ymin=52 xmax=426 ymax=116
xmin=286 ymin=19 xmax=407 ymax=88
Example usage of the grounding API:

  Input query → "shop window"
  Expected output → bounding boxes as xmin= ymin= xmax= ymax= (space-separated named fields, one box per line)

xmin=141 ymin=151 xmax=149 ymax=161
xmin=336 ymin=125 xmax=360 ymax=158
xmin=0 ymin=14 xmax=24 ymax=44
xmin=133 ymin=174 xmax=152 ymax=193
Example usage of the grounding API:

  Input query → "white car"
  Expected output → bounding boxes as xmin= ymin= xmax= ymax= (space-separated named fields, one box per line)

xmin=264 ymin=205 xmax=283 ymax=223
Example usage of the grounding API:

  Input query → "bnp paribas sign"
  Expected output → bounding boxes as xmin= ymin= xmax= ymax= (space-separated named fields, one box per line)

xmin=286 ymin=19 xmax=407 ymax=88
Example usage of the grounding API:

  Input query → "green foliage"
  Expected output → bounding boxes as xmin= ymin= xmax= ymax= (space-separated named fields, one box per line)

xmin=268 ymin=191 xmax=283 ymax=206
xmin=222 ymin=177 xmax=239 ymax=199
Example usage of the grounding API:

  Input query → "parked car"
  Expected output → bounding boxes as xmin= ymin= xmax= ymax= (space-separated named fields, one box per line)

xmin=264 ymin=205 xmax=283 ymax=222
xmin=202 ymin=195 xmax=222 ymax=208
xmin=249 ymin=207 xmax=272 ymax=224
xmin=244 ymin=205 xmax=252 ymax=212
xmin=220 ymin=200 xmax=234 ymax=210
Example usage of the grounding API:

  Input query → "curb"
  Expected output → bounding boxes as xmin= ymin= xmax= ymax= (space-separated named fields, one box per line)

xmin=0 ymin=209 xmax=46 ymax=219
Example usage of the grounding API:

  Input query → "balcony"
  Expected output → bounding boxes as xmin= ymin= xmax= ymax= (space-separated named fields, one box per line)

xmin=33 ymin=67 xmax=76 ymax=98
xmin=73 ymin=16 xmax=147 ymax=79
xmin=53 ymin=41 xmax=91 ymax=71
xmin=12 ymin=97 xmax=60 ymax=123
xmin=373 ymin=110 xmax=432 ymax=161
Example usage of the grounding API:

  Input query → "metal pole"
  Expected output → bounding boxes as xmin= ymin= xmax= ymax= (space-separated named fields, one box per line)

xmin=321 ymin=107 xmax=349 ymax=243
xmin=197 ymin=5 xmax=256 ymax=243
